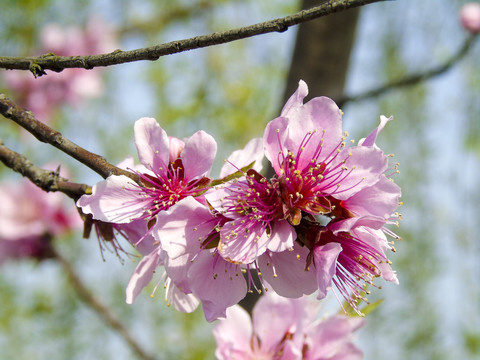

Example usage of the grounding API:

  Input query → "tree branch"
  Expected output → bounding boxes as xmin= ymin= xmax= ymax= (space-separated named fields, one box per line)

xmin=0 ymin=94 xmax=139 ymax=182
xmin=0 ymin=141 xmax=90 ymax=199
xmin=0 ymin=0 xmax=387 ymax=76
xmin=52 ymin=247 xmax=157 ymax=360
xmin=338 ymin=35 xmax=477 ymax=106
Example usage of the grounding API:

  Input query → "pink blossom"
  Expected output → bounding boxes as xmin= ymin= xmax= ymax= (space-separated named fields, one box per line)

xmin=213 ymin=292 xmax=364 ymax=360
xmin=327 ymin=116 xmax=402 ymax=234
xmin=317 ymin=227 xmax=396 ymax=313
xmin=78 ymin=117 xmax=217 ymax=305
xmin=149 ymin=196 xmax=248 ymax=321
xmin=77 ymin=117 xmax=216 ymax=225
xmin=257 ymin=241 xmax=318 ymax=298
xmin=263 ymin=80 xmax=388 ymax=225
xmin=123 ymin=220 xmax=202 ymax=313
xmin=0 ymin=235 xmax=55 ymax=264
xmin=459 ymin=3 xmax=480 ymax=33
xmin=4 ymin=18 xmax=117 ymax=122
xmin=303 ymin=314 xmax=364 ymax=360
xmin=205 ymin=170 xmax=295 ymax=264
xmin=0 ymin=177 xmax=80 ymax=241
xmin=124 ymin=138 xmax=267 ymax=321
xmin=0 ymin=173 xmax=81 ymax=264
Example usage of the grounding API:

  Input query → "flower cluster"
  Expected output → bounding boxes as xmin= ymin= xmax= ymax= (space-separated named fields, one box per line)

xmin=78 ymin=80 xmax=401 ymax=321
xmin=4 ymin=18 xmax=117 ymax=122
xmin=0 ymin=167 xmax=82 ymax=264
xmin=214 ymin=292 xmax=364 ymax=360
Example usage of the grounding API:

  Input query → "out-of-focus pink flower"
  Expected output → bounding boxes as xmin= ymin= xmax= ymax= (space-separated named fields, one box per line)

xmin=0 ymin=171 xmax=81 ymax=264
xmin=3 ymin=17 xmax=117 ymax=122
xmin=213 ymin=292 xmax=365 ymax=360
xmin=459 ymin=3 xmax=480 ymax=33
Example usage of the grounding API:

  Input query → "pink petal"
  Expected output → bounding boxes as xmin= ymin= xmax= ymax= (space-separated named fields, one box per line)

xmin=341 ymin=175 xmax=401 ymax=219
xmin=314 ymin=242 xmax=342 ymax=299
xmin=213 ymin=305 xmax=252 ymax=360
xmin=125 ymin=250 xmax=163 ymax=304
xmin=213 ymin=305 xmax=253 ymax=360
xmin=280 ymin=79 xmax=309 ymax=118
xmin=280 ymin=341 xmax=303 ymax=360
xmin=352 ymin=227 xmax=398 ymax=284
xmin=153 ymin=196 xmax=214 ymax=259
xmin=219 ymin=222 xmax=271 ymax=264
xmin=168 ymin=136 xmax=185 ymax=162
xmin=266 ymin=220 xmax=295 ymax=253
xmin=358 ymin=115 xmax=392 ymax=147
xmin=134 ymin=117 xmax=170 ymax=172
xmin=328 ymin=146 xmax=388 ymax=199
xmin=219 ymin=138 xmax=264 ymax=178
xmin=258 ymin=243 xmax=317 ymax=298
xmin=76 ymin=175 xmax=145 ymax=223
xmin=328 ymin=215 xmax=387 ymax=235
xmin=165 ymin=280 xmax=200 ymax=313
xmin=181 ymin=130 xmax=217 ymax=180
xmin=118 ymin=219 xmax=156 ymax=255
xmin=283 ymin=96 xmax=343 ymax=172
xmin=306 ymin=315 xmax=364 ymax=360
xmin=253 ymin=293 xmax=303 ymax=353
xmin=263 ymin=116 xmax=290 ymax=175
xmin=164 ymin=252 xmax=193 ymax=293
xmin=188 ymin=251 xmax=247 ymax=322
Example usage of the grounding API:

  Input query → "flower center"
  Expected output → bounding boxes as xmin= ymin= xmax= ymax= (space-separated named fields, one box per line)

xmin=132 ymin=159 xmax=209 ymax=220
xmin=275 ymin=129 xmax=361 ymax=223
xmin=220 ymin=169 xmax=284 ymax=228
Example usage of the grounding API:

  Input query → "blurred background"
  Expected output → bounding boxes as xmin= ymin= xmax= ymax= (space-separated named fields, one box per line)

xmin=0 ymin=0 xmax=479 ymax=359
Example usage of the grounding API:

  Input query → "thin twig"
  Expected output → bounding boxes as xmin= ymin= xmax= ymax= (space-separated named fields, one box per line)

xmin=0 ymin=141 xmax=90 ymax=199
xmin=338 ymin=35 xmax=477 ymax=106
xmin=0 ymin=94 xmax=139 ymax=182
xmin=52 ymin=246 xmax=158 ymax=360
xmin=0 ymin=0 xmax=386 ymax=76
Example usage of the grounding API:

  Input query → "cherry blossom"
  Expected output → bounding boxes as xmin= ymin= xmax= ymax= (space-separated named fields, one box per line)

xmin=77 ymin=117 xmax=216 ymax=225
xmin=213 ymin=292 xmax=365 ymax=360
xmin=0 ymin=171 xmax=81 ymax=264
xmin=263 ymin=80 xmax=388 ymax=225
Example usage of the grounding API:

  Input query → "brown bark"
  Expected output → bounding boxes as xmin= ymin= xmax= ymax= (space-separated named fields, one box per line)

xmin=283 ymin=1 xmax=360 ymax=103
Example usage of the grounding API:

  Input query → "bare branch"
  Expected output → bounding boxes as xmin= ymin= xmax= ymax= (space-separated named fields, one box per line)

xmin=0 ymin=94 xmax=139 ymax=182
xmin=0 ymin=0 xmax=387 ymax=76
xmin=338 ymin=35 xmax=477 ymax=106
xmin=0 ymin=141 xmax=90 ymax=199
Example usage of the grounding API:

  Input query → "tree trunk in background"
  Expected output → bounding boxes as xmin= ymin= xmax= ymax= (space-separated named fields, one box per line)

xmin=283 ymin=1 xmax=360 ymax=103
xmin=240 ymin=1 xmax=361 ymax=314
